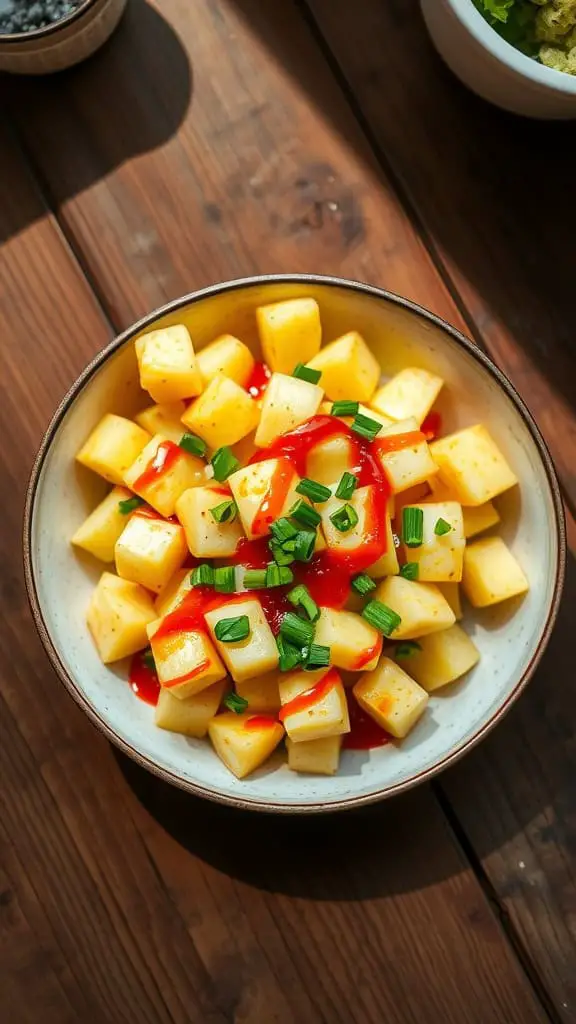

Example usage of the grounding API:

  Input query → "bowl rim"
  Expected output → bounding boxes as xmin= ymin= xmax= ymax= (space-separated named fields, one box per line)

xmin=446 ymin=0 xmax=576 ymax=95
xmin=0 ymin=0 xmax=97 ymax=43
xmin=23 ymin=273 xmax=567 ymax=814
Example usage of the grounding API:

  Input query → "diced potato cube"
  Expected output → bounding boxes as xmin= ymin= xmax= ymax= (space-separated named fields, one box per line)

xmin=181 ymin=373 xmax=259 ymax=449
xmin=135 ymin=324 xmax=203 ymax=403
xmin=392 ymin=625 xmax=479 ymax=692
xmin=76 ymin=415 xmax=151 ymax=486
xmin=307 ymin=331 xmax=380 ymax=402
xmin=462 ymin=537 xmax=529 ymax=608
xmin=436 ymin=582 xmax=463 ymax=620
xmin=257 ymin=297 xmax=321 ymax=373
xmin=286 ymin=735 xmax=342 ymax=775
xmin=155 ymin=569 xmax=192 ymax=618
xmin=395 ymin=482 xmax=433 ymax=517
xmin=370 ymin=368 xmax=443 ymax=425
xmin=232 ymin=431 xmax=259 ymax=466
xmin=353 ymin=658 xmax=429 ymax=739
xmin=373 ymin=576 xmax=456 ymax=638
xmin=197 ymin=334 xmax=254 ymax=387
xmin=175 ymin=485 xmax=244 ymax=558
xmin=306 ymin=435 xmax=354 ymax=486
xmin=87 ymin=572 xmax=156 ymax=663
xmin=154 ymin=680 xmax=226 ymax=737
xmin=72 ymin=486 xmax=134 ymax=563
xmin=375 ymin=417 xmax=438 ymax=494
xmin=235 ymin=671 xmax=281 ymax=713
xmin=366 ymin=513 xmax=400 ymax=578
xmin=148 ymin=618 xmax=226 ymax=699
xmin=430 ymin=425 xmax=518 ymax=506
xmin=228 ymin=459 xmax=300 ymax=539
xmin=135 ymin=402 xmax=186 ymax=443
xmin=314 ymin=607 xmax=382 ymax=671
xmin=279 ymin=668 xmax=350 ymax=743
xmin=209 ymin=712 xmax=284 ymax=778
xmin=115 ymin=514 xmax=188 ymax=594
xmin=321 ymin=485 xmax=375 ymax=557
xmin=462 ymin=502 xmax=501 ymax=539
xmin=124 ymin=435 xmax=206 ymax=517
xmin=255 ymin=372 xmax=323 ymax=448
xmin=401 ymin=501 xmax=465 ymax=583
xmin=204 ymin=598 xmax=279 ymax=682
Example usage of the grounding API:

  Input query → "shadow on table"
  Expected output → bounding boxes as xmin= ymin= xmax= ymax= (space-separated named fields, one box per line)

xmin=0 ymin=0 xmax=192 ymax=246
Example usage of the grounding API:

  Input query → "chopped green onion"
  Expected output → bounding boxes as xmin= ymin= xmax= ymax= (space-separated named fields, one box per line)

xmin=303 ymin=644 xmax=331 ymax=671
xmin=329 ymin=504 xmax=359 ymax=533
xmin=211 ymin=446 xmax=240 ymax=482
xmin=434 ymin=517 xmax=452 ymax=536
xmin=296 ymin=478 xmax=332 ymax=503
xmin=351 ymin=573 xmax=377 ymax=596
xmin=223 ymin=692 xmax=249 ymax=714
xmin=215 ymin=615 xmax=250 ymax=643
xmin=335 ymin=472 xmax=358 ymax=501
xmin=292 ymin=363 xmax=321 ymax=384
xmin=362 ymin=600 xmax=402 ymax=636
xmin=269 ymin=541 xmax=295 ymax=566
xmin=270 ymin=517 xmax=298 ymax=543
xmin=279 ymin=612 xmax=315 ymax=647
xmin=142 ymin=648 xmax=156 ymax=670
xmin=191 ymin=563 xmax=215 ymax=587
xmin=210 ymin=499 xmax=237 ymax=524
xmin=214 ymin=566 xmax=236 ymax=593
xmin=265 ymin=564 xmax=294 ymax=588
xmin=293 ymin=529 xmax=316 ymax=562
xmin=395 ymin=641 xmax=422 ymax=659
xmin=243 ymin=568 xmax=267 ymax=590
xmin=179 ymin=432 xmax=207 ymax=458
xmin=277 ymin=635 xmax=303 ymax=672
xmin=118 ymin=496 xmax=145 ymax=515
xmin=287 ymin=584 xmax=320 ymax=622
xmin=399 ymin=562 xmax=419 ymax=581
xmin=402 ymin=507 xmax=424 ymax=547
xmin=351 ymin=412 xmax=383 ymax=442
xmin=331 ymin=400 xmax=359 ymax=417
xmin=289 ymin=499 xmax=321 ymax=529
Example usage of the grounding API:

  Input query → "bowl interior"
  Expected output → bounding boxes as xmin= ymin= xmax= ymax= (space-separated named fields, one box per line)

xmin=28 ymin=278 xmax=562 ymax=811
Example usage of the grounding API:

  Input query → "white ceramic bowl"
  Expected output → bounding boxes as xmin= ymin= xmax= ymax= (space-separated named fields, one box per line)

xmin=24 ymin=275 xmax=566 ymax=813
xmin=421 ymin=0 xmax=576 ymax=118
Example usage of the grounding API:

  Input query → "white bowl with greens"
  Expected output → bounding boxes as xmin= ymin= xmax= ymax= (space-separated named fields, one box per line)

xmin=421 ymin=0 xmax=576 ymax=118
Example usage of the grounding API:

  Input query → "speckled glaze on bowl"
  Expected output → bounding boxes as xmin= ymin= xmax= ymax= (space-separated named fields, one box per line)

xmin=23 ymin=276 xmax=566 ymax=813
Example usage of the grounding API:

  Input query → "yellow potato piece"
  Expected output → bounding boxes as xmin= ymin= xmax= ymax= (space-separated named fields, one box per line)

xmin=72 ymin=486 xmax=134 ymax=563
xmin=353 ymin=658 xmax=429 ymax=739
xmin=209 ymin=712 xmax=284 ymax=778
xmin=204 ymin=598 xmax=279 ymax=683
xmin=286 ymin=735 xmax=342 ymax=775
xmin=148 ymin=618 xmax=226 ymax=700
xmin=235 ymin=671 xmax=281 ymax=714
xmin=401 ymin=501 xmax=465 ymax=583
xmin=154 ymin=680 xmax=226 ymax=737
xmin=115 ymin=514 xmax=188 ymax=594
xmin=314 ymin=607 xmax=381 ymax=672
xmin=227 ymin=459 xmax=300 ymax=540
xmin=375 ymin=417 xmax=438 ymax=494
xmin=307 ymin=331 xmax=380 ymax=402
xmin=436 ymin=582 xmax=463 ymax=621
xmin=87 ymin=572 xmax=157 ymax=664
xmin=392 ymin=625 xmax=479 ymax=692
xmin=176 ymin=485 xmax=244 ymax=558
xmin=430 ymin=425 xmax=518 ymax=506
xmin=278 ymin=669 xmax=350 ymax=744
xmin=135 ymin=401 xmax=186 ymax=443
xmin=462 ymin=537 xmax=529 ymax=608
xmin=181 ymin=373 xmax=259 ymax=449
xmin=374 ymin=576 xmax=456 ymax=639
xmin=124 ymin=434 xmax=206 ymax=517
xmin=370 ymin=367 xmax=443 ymax=425
xmin=135 ymin=324 xmax=203 ymax=403
xmin=197 ymin=334 xmax=254 ymax=387
xmin=155 ymin=569 xmax=193 ymax=618
xmin=76 ymin=414 xmax=151 ymax=486
xmin=255 ymin=372 xmax=323 ymax=447
xmin=256 ymin=297 xmax=321 ymax=373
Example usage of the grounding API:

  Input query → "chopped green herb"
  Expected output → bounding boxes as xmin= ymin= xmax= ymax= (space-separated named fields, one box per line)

xmin=214 ymin=566 xmax=236 ymax=593
xmin=296 ymin=478 xmax=332 ymax=503
xmin=434 ymin=517 xmax=452 ymax=537
xmin=118 ymin=495 xmax=145 ymax=515
xmin=223 ymin=692 xmax=249 ymax=714
xmin=179 ymin=432 xmax=207 ymax=458
xmin=402 ymin=507 xmax=424 ymax=547
xmin=287 ymin=584 xmax=320 ymax=622
xmin=265 ymin=564 xmax=294 ymax=588
xmin=142 ymin=648 xmax=156 ymax=670
xmin=362 ymin=600 xmax=402 ymax=636
xmin=190 ymin=563 xmax=215 ymax=587
xmin=329 ymin=503 xmax=359 ymax=533
xmin=395 ymin=641 xmax=422 ymax=659
xmin=269 ymin=541 xmax=295 ymax=566
xmin=289 ymin=499 xmax=321 ymax=529
xmin=351 ymin=412 xmax=383 ymax=442
xmin=279 ymin=612 xmax=315 ymax=647
xmin=210 ymin=499 xmax=237 ymax=524
xmin=211 ymin=446 xmax=239 ymax=482
xmin=215 ymin=615 xmax=250 ymax=643
xmin=292 ymin=363 xmax=321 ymax=384
xmin=331 ymin=400 xmax=359 ymax=417
xmin=351 ymin=573 xmax=377 ymax=596
xmin=293 ymin=529 xmax=316 ymax=562
xmin=335 ymin=472 xmax=358 ymax=501
xmin=399 ymin=562 xmax=419 ymax=581
xmin=243 ymin=568 xmax=267 ymax=590
xmin=303 ymin=644 xmax=331 ymax=671
xmin=277 ymin=634 xmax=303 ymax=672
xmin=270 ymin=517 xmax=298 ymax=544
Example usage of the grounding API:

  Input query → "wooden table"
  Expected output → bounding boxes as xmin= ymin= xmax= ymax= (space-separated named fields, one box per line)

xmin=1 ymin=2 xmax=575 ymax=1021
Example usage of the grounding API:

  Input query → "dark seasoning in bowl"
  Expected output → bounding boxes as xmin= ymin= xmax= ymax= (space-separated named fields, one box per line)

xmin=0 ymin=0 xmax=83 ymax=33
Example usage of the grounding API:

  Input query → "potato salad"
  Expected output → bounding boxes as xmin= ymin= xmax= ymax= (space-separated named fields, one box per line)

xmin=72 ymin=297 xmax=528 ymax=780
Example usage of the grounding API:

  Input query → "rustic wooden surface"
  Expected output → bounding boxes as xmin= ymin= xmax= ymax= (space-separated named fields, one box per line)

xmin=0 ymin=1 xmax=573 ymax=1021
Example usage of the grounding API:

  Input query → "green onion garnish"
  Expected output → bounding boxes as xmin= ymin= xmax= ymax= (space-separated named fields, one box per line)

xmin=351 ymin=412 xmax=383 ymax=442
xmin=329 ymin=503 xmax=359 ymax=533
xmin=179 ymin=432 xmax=207 ymax=458
xmin=223 ymin=692 xmax=249 ymax=714
xmin=289 ymin=499 xmax=321 ymax=529
xmin=142 ymin=647 xmax=156 ymax=670
xmin=402 ymin=507 xmax=424 ymax=547
xmin=303 ymin=644 xmax=331 ymax=671
xmin=395 ymin=641 xmax=422 ymax=659
xmin=265 ymin=564 xmax=294 ymax=588
xmin=214 ymin=566 xmax=236 ymax=593
xmin=434 ymin=517 xmax=452 ymax=536
xmin=362 ymin=600 xmax=402 ymax=636
xmin=335 ymin=472 xmax=358 ymax=501
xmin=243 ymin=568 xmax=267 ymax=590
xmin=296 ymin=478 xmax=332 ymax=503
xmin=287 ymin=584 xmax=320 ymax=622
xmin=277 ymin=635 xmax=303 ymax=672
xmin=215 ymin=615 xmax=250 ymax=643
xmin=210 ymin=499 xmax=237 ymax=524
xmin=211 ymin=446 xmax=240 ymax=482
xmin=270 ymin=517 xmax=298 ymax=544
xmin=399 ymin=562 xmax=419 ymax=581
xmin=331 ymin=400 xmax=359 ymax=417
xmin=269 ymin=541 xmax=295 ymax=566
xmin=293 ymin=530 xmax=316 ymax=562
xmin=118 ymin=496 xmax=145 ymax=515
xmin=191 ymin=563 xmax=215 ymax=587
xmin=292 ymin=363 xmax=321 ymax=384
xmin=351 ymin=573 xmax=376 ymax=596
xmin=279 ymin=612 xmax=315 ymax=647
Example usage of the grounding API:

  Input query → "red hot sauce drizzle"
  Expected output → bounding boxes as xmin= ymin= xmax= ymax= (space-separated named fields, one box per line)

xmin=343 ymin=691 xmax=391 ymax=750
xmin=246 ymin=361 xmax=271 ymax=399
xmin=129 ymin=650 xmax=161 ymax=706
xmin=133 ymin=439 xmax=183 ymax=492
xmin=278 ymin=668 xmax=339 ymax=722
